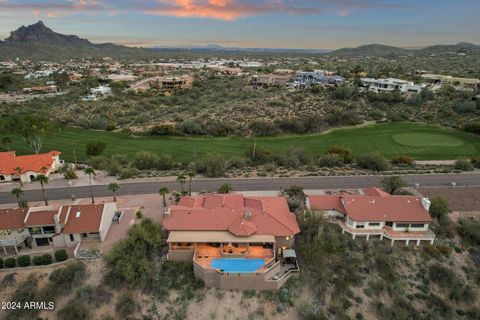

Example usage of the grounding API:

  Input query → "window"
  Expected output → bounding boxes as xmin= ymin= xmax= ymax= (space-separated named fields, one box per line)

xmin=410 ymin=224 xmax=425 ymax=228
xmin=82 ymin=233 xmax=88 ymax=238
xmin=29 ymin=227 xmax=42 ymax=235
xmin=0 ymin=175 xmax=5 ymax=181
xmin=368 ymin=223 xmax=381 ymax=227
xmin=42 ymin=226 xmax=55 ymax=234
xmin=356 ymin=224 xmax=365 ymax=229
xmin=396 ymin=223 xmax=409 ymax=228
xmin=69 ymin=234 xmax=74 ymax=242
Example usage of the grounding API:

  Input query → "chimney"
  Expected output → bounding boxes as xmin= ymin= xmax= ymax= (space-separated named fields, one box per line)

xmin=244 ymin=211 xmax=252 ymax=220
xmin=164 ymin=208 xmax=171 ymax=218
xmin=422 ymin=198 xmax=431 ymax=211
xmin=54 ymin=212 xmax=62 ymax=234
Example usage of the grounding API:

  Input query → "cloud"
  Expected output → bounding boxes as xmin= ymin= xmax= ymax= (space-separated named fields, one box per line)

xmin=0 ymin=0 xmax=108 ymax=17
xmin=144 ymin=0 xmax=322 ymax=21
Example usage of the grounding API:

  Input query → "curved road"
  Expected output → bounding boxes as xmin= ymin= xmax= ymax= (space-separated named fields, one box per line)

xmin=0 ymin=173 xmax=479 ymax=205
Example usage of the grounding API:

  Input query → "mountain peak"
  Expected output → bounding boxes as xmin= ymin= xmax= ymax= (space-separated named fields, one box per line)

xmin=4 ymin=21 xmax=91 ymax=45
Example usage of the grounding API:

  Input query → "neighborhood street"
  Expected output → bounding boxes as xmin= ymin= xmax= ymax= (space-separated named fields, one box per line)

xmin=0 ymin=173 xmax=479 ymax=204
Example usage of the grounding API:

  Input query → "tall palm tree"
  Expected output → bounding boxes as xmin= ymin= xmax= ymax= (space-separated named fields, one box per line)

xmin=108 ymin=182 xmax=120 ymax=202
xmin=35 ymin=174 xmax=49 ymax=206
xmin=187 ymin=171 xmax=196 ymax=196
xmin=11 ymin=187 xmax=24 ymax=207
xmin=159 ymin=187 xmax=169 ymax=207
xmin=84 ymin=167 xmax=96 ymax=204
xmin=14 ymin=167 xmax=23 ymax=186
xmin=176 ymin=173 xmax=186 ymax=194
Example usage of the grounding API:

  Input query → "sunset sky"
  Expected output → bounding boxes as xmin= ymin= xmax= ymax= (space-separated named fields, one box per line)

xmin=0 ymin=0 xmax=478 ymax=49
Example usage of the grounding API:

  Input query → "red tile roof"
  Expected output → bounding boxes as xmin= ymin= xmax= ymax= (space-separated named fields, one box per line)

xmin=63 ymin=204 xmax=105 ymax=234
xmin=0 ymin=150 xmax=61 ymax=175
xmin=163 ymin=194 xmax=300 ymax=237
xmin=0 ymin=208 xmax=28 ymax=230
xmin=25 ymin=210 xmax=59 ymax=226
xmin=308 ymin=188 xmax=432 ymax=223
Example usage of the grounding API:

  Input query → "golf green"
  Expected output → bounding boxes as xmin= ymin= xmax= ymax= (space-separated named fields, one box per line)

xmin=3 ymin=122 xmax=480 ymax=162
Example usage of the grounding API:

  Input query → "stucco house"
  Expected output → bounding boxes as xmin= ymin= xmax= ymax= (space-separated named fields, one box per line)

xmin=162 ymin=193 xmax=301 ymax=290
xmin=0 ymin=150 xmax=62 ymax=183
xmin=306 ymin=187 xmax=435 ymax=246
xmin=0 ymin=203 xmax=117 ymax=256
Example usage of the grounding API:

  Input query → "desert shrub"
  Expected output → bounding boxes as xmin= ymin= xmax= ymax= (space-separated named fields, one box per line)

xmin=104 ymin=219 xmax=163 ymax=288
xmin=85 ymin=140 xmax=107 ymax=157
xmin=453 ymin=101 xmax=477 ymax=114
xmin=195 ymin=153 xmax=227 ymax=177
xmin=429 ymin=264 xmax=456 ymax=288
xmin=455 ymin=159 xmax=474 ymax=171
xmin=275 ymin=117 xmax=306 ymax=133
xmin=179 ymin=119 xmax=205 ymax=135
xmin=148 ymin=124 xmax=176 ymax=136
xmin=245 ymin=145 xmax=272 ymax=164
xmin=4 ymin=257 xmax=16 ymax=268
xmin=227 ymin=156 xmax=246 ymax=169
xmin=356 ymin=153 xmax=391 ymax=171
xmin=426 ymin=294 xmax=453 ymax=319
xmin=464 ymin=121 xmax=480 ymax=135
xmin=381 ymin=176 xmax=407 ymax=194
xmin=249 ymin=119 xmax=279 ymax=136
xmin=32 ymin=256 xmax=43 ymax=266
xmin=115 ymin=292 xmax=138 ymax=318
xmin=118 ymin=167 xmax=138 ymax=179
xmin=54 ymin=249 xmax=68 ymax=262
xmin=57 ymin=300 xmax=91 ymax=320
xmin=49 ymin=261 xmax=86 ymax=289
xmin=471 ymin=157 xmax=480 ymax=168
xmin=5 ymin=274 xmax=39 ymax=320
xmin=87 ymin=155 xmax=110 ymax=170
xmin=317 ymin=153 xmax=342 ymax=168
xmin=392 ymin=156 xmax=414 ymax=166
xmin=325 ymin=145 xmax=353 ymax=164
xmin=17 ymin=255 xmax=30 ymax=267
xmin=156 ymin=154 xmax=175 ymax=170
xmin=76 ymin=285 xmax=112 ymax=307
xmin=133 ymin=150 xmax=159 ymax=170
xmin=458 ymin=219 xmax=480 ymax=246
xmin=41 ymin=254 xmax=52 ymax=265
xmin=449 ymin=285 xmax=476 ymax=303
xmin=63 ymin=168 xmax=78 ymax=180
xmin=429 ymin=197 xmax=450 ymax=219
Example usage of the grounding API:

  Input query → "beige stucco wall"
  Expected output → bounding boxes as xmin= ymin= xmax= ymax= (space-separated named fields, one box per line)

xmin=392 ymin=223 xmax=429 ymax=232
xmin=64 ymin=233 xmax=82 ymax=247
xmin=169 ymin=250 xmax=195 ymax=261
xmin=0 ymin=174 xmax=13 ymax=182
xmin=99 ymin=202 xmax=117 ymax=241
xmin=274 ymin=236 xmax=294 ymax=249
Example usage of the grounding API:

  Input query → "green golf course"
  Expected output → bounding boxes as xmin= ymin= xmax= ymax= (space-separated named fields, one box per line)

xmin=4 ymin=122 xmax=480 ymax=162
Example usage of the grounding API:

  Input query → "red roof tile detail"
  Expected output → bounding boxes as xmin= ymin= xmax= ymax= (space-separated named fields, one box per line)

xmin=63 ymin=204 xmax=104 ymax=234
xmin=0 ymin=208 xmax=28 ymax=230
xmin=25 ymin=210 xmax=59 ymax=226
xmin=163 ymin=194 xmax=300 ymax=237
xmin=308 ymin=188 xmax=432 ymax=223
xmin=0 ymin=150 xmax=61 ymax=175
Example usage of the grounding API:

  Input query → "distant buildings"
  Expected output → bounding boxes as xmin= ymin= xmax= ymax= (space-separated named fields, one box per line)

xmin=0 ymin=150 xmax=62 ymax=183
xmin=360 ymin=78 xmax=426 ymax=93
xmin=250 ymin=74 xmax=291 ymax=88
xmin=24 ymin=69 xmax=55 ymax=80
xmin=82 ymin=85 xmax=112 ymax=101
xmin=290 ymin=70 xmax=344 ymax=87
xmin=130 ymin=75 xmax=193 ymax=92
xmin=22 ymin=85 xmax=58 ymax=94
xmin=420 ymin=74 xmax=480 ymax=91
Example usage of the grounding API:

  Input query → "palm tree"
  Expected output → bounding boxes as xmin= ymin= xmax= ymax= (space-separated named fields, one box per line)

xmin=14 ymin=167 xmax=23 ymax=186
xmin=34 ymin=174 xmax=49 ymax=206
xmin=187 ymin=171 xmax=196 ymax=196
xmin=176 ymin=173 xmax=186 ymax=194
xmin=11 ymin=187 xmax=24 ymax=207
xmin=108 ymin=182 xmax=120 ymax=202
xmin=84 ymin=167 xmax=96 ymax=204
xmin=159 ymin=187 xmax=169 ymax=207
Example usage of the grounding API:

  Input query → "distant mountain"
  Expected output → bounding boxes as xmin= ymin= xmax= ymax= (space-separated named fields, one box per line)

xmin=331 ymin=42 xmax=480 ymax=57
xmin=150 ymin=44 xmax=331 ymax=54
xmin=0 ymin=21 xmax=152 ymax=60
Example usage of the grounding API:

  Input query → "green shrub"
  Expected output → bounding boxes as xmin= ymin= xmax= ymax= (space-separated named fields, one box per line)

xmin=356 ymin=153 xmax=391 ymax=171
xmin=85 ymin=140 xmax=107 ymax=157
xmin=76 ymin=285 xmax=112 ymax=307
xmin=55 ymin=249 xmax=68 ymax=262
xmin=455 ymin=159 xmax=473 ymax=171
xmin=429 ymin=197 xmax=450 ymax=219
xmin=32 ymin=256 xmax=43 ymax=266
xmin=17 ymin=255 xmax=31 ymax=267
xmin=4 ymin=257 xmax=16 ymax=268
xmin=41 ymin=254 xmax=52 ymax=265
xmin=115 ymin=292 xmax=138 ymax=318
xmin=57 ymin=300 xmax=91 ymax=320
xmin=0 ymin=257 xmax=3 ymax=269
xmin=458 ymin=219 xmax=480 ymax=246
xmin=429 ymin=264 xmax=456 ymax=288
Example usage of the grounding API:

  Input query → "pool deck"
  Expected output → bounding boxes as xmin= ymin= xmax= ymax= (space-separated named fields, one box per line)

xmin=194 ymin=244 xmax=273 ymax=272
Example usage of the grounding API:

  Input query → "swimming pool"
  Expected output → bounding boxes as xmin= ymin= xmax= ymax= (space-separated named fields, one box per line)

xmin=211 ymin=258 xmax=264 ymax=273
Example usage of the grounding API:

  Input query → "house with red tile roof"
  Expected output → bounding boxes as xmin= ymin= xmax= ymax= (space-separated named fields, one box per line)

xmin=306 ymin=187 xmax=435 ymax=246
xmin=0 ymin=150 xmax=62 ymax=183
xmin=163 ymin=193 xmax=301 ymax=290
xmin=0 ymin=203 xmax=117 ymax=256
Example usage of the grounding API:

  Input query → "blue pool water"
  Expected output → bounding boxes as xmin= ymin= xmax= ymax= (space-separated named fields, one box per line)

xmin=211 ymin=258 xmax=264 ymax=273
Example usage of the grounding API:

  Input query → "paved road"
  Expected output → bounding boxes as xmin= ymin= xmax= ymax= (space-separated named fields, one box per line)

xmin=1 ymin=173 xmax=479 ymax=205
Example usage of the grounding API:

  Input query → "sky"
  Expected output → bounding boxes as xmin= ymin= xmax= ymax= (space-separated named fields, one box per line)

xmin=0 ymin=0 xmax=479 ymax=49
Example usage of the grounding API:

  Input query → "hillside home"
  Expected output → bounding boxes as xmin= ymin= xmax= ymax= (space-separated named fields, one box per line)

xmin=361 ymin=78 xmax=426 ymax=93
xmin=162 ymin=193 xmax=301 ymax=290
xmin=0 ymin=203 xmax=117 ymax=256
xmin=0 ymin=150 xmax=62 ymax=183
xmin=290 ymin=70 xmax=344 ymax=87
xmin=421 ymin=74 xmax=480 ymax=90
xmin=306 ymin=187 xmax=435 ymax=246
xmin=250 ymin=74 xmax=291 ymax=88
